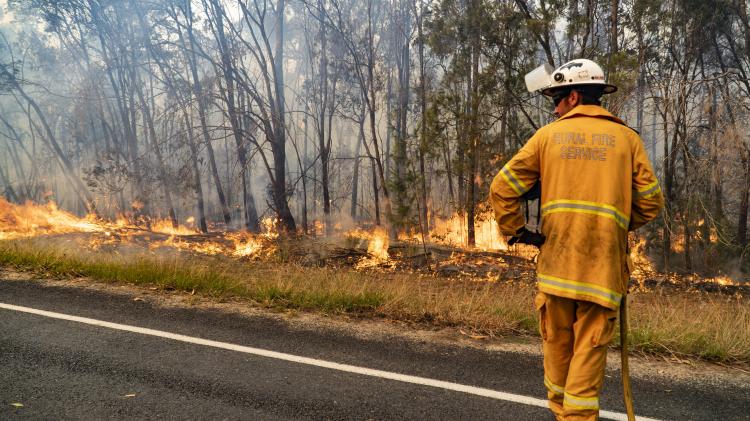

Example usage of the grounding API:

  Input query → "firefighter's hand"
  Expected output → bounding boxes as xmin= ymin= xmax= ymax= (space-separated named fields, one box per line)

xmin=508 ymin=228 xmax=546 ymax=248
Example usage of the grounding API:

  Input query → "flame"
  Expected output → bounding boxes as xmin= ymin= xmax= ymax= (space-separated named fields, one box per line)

xmin=0 ymin=198 xmax=277 ymax=258
xmin=426 ymin=212 xmax=508 ymax=250
xmin=225 ymin=231 xmax=277 ymax=258
xmin=670 ymin=223 xmax=720 ymax=253
xmin=0 ymin=198 xmax=204 ymax=241
xmin=0 ymin=198 xmax=104 ymax=240
xmin=225 ymin=218 xmax=279 ymax=258
xmin=345 ymin=227 xmax=390 ymax=260
xmin=260 ymin=217 xmax=280 ymax=239
xmin=150 ymin=218 xmax=199 ymax=236
xmin=366 ymin=227 xmax=389 ymax=260
xmin=629 ymin=236 xmax=656 ymax=275
xmin=706 ymin=275 xmax=735 ymax=286
xmin=227 ymin=232 xmax=263 ymax=257
xmin=157 ymin=236 xmax=225 ymax=255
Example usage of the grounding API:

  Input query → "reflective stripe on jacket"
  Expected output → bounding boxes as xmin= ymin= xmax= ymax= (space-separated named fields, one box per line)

xmin=489 ymin=105 xmax=664 ymax=309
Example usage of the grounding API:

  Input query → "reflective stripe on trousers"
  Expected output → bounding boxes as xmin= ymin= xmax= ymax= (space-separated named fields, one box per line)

xmin=563 ymin=392 xmax=599 ymax=410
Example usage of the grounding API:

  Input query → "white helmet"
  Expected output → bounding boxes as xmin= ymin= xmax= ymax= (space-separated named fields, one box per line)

xmin=524 ymin=59 xmax=617 ymax=96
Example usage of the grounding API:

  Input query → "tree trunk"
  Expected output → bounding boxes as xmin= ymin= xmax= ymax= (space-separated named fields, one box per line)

xmin=385 ymin=69 xmax=392 ymax=186
xmin=272 ymin=0 xmax=296 ymax=232
xmin=709 ymin=85 xmax=723 ymax=220
xmin=183 ymin=112 xmax=209 ymax=233
xmin=393 ymin=3 xmax=410 ymax=236
xmin=610 ymin=0 xmax=619 ymax=56
xmin=125 ymin=62 xmax=148 ymax=217
xmin=635 ymin=11 xmax=645 ymax=137
xmin=239 ymin=91 xmax=261 ymax=232
xmin=660 ymin=100 xmax=671 ymax=271
xmin=416 ymin=0 xmax=429 ymax=238
xmin=351 ymin=104 xmax=365 ymax=219
xmin=302 ymin=103 xmax=309 ymax=234
xmin=466 ymin=0 xmax=480 ymax=247
xmin=363 ymin=0 xmax=391 ymax=229
xmin=738 ymin=153 xmax=750 ymax=246
xmin=208 ymin=0 xmax=259 ymax=231
xmin=372 ymin=160 xmax=380 ymax=224
xmin=682 ymin=147 xmax=691 ymax=270
xmin=0 ymin=114 xmax=32 ymax=199
xmin=318 ymin=2 xmax=332 ymax=234
xmin=457 ymin=83 xmax=467 ymax=217
xmin=0 ymin=158 xmax=19 ymax=203
xmin=181 ymin=2 xmax=232 ymax=225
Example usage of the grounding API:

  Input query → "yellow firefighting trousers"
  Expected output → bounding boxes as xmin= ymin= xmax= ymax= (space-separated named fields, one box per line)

xmin=536 ymin=292 xmax=618 ymax=421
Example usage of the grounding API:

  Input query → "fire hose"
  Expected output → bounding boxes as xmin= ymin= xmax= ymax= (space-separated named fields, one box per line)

xmin=620 ymin=294 xmax=635 ymax=421
xmin=621 ymin=249 xmax=636 ymax=421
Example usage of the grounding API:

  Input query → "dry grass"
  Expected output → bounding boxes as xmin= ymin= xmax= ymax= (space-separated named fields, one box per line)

xmin=0 ymin=237 xmax=748 ymax=363
xmin=628 ymin=292 xmax=750 ymax=362
xmin=379 ymin=277 xmax=537 ymax=333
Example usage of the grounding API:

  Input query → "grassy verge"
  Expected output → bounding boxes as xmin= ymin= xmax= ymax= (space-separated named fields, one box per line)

xmin=628 ymin=293 xmax=750 ymax=362
xmin=0 ymin=239 xmax=388 ymax=314
xmin=0 ymin=238 xmax=748 ymax=364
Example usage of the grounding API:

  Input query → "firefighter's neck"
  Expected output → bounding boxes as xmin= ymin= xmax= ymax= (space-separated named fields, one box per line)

xmin=554 ymin=90 xmax=583 ymax=119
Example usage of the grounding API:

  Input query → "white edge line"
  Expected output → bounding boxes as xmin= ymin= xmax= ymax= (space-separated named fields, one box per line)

xmin=0 ymin=302 xmax=660 ymax=421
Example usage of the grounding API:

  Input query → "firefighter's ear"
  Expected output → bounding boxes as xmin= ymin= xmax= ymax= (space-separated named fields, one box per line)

xmin=569 ymin=90 xmax=582 ymax=106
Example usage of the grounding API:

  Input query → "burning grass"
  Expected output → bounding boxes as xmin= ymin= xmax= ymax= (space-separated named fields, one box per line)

xmin=1 ymin=236 xmax=749 ymax=364
xmin=0 ymin=238 xmax=386 ymax=313
xmin=0 ymin=237 xmax=536 ymax=328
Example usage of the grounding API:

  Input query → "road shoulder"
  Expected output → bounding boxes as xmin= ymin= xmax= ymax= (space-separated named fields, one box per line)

xmin=2 ymin=267 xmax=747 ymax=392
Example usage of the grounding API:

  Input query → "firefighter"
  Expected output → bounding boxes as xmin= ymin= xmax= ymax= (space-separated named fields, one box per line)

xmin=489 ymin=58 xmax=663 ymax=420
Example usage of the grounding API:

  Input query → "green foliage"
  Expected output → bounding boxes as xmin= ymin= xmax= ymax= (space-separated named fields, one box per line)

xmin=424 ymin=0 xmax=540 ymax=218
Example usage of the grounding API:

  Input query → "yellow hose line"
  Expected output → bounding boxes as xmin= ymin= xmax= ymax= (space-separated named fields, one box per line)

xmin=620 ymin=295 xmax=635 ymax=421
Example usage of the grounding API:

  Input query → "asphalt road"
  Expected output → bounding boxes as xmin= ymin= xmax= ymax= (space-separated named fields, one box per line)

xmin=0 ymin=278 xmax=748 ymax=420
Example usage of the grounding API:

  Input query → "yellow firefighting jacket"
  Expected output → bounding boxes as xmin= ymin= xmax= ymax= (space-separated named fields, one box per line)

xmin=489 ymin=104 xmax=664 ymax=310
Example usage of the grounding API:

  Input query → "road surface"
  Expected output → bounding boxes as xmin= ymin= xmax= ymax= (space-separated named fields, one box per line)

xmin=0 ymin=277 xmax=747 ymax=420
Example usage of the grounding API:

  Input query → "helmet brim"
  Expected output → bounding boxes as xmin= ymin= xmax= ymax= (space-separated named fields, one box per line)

xmin=542 ymin=83 xmax=618 ymax=97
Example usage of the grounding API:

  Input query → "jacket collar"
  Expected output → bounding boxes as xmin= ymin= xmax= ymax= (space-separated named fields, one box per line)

xmin=556 ymin=104 xmax=626 ymax=126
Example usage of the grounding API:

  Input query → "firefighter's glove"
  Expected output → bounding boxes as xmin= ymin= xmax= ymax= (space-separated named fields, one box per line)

xmin=508 ymin=227 xmax=546 ymax=248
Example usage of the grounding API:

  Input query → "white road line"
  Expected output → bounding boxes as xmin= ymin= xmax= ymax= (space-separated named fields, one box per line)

xmin=0 ymin=302 xmax=660 ymax=421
